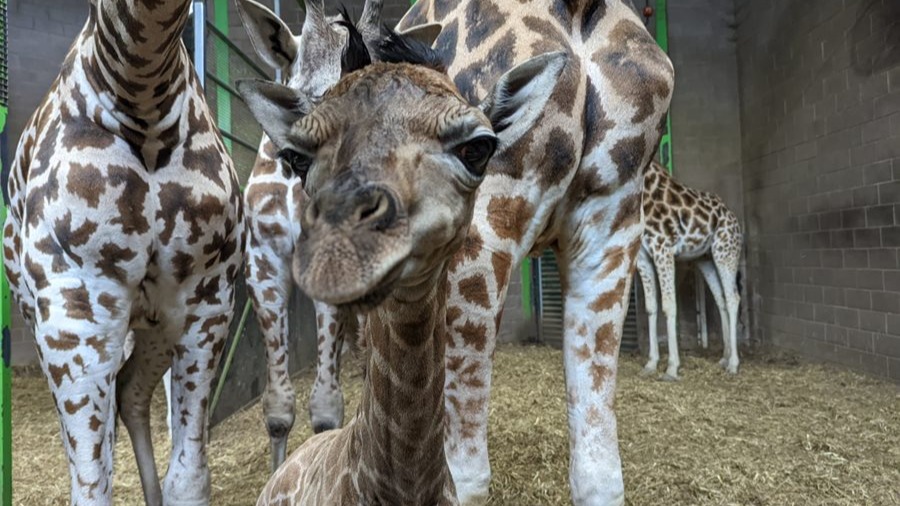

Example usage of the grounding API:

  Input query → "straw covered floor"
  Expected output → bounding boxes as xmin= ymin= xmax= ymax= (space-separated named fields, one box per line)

xmin=11 ymin=344 xmax=900 ymax=505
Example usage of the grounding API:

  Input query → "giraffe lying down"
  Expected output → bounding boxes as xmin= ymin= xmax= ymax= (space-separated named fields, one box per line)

xmin=238 ymin=19 xmax=566 ymax=505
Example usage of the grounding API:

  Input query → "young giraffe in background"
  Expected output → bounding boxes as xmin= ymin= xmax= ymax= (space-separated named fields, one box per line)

xmin=301 ymin=0 xmax=673 ymax=502
xmin=2 ymin=1 xmax=243 ymax=504
xmin=236 ymin=0 xmax=440 ymax=469
xmin=239 ymin=22 xmax=567 ymax=504
xmin=636 ymin=160 xmax=743 ymax=380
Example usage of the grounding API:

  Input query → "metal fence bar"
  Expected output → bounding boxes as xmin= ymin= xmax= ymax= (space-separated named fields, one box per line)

xmin=192 ymin=0 xmax=206 ymax=88
xmin=205 ymin=22 xmax=269 ymax=79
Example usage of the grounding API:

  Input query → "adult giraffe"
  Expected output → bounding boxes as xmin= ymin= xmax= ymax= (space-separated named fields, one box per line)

xmin=396 ymin=1 xmax=674 ymax=504
xmin=244 ymin=0 xmax=673 ymax=502
xmin=3 ymin=1 xmax=243 ymax=504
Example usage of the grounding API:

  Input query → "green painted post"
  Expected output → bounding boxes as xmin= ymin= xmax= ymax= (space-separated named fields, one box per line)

xmin=655 ymin=0 xmax=673 ymax=173
xmin=214 ymin=0 xmax=232 ymax=153
xmin=0 ymin=104 xmax=11 ymax=506
xmin=520 ymin=259 xmax=533 ymax=320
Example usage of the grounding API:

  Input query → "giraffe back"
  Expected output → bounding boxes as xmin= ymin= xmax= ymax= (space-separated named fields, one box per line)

xmin=642 ymin=161 xmax=742 ymax=261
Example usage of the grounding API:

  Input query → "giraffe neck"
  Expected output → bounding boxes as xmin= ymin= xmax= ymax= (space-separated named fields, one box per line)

xmin=87 ymin=0 xmax=192 ymax=122
xmin=351 ymin=267 xmax=452 ymax=502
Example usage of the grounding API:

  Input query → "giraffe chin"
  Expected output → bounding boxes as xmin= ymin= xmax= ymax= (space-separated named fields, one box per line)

xmin=295 ymin=240 xmax=409 ymax=311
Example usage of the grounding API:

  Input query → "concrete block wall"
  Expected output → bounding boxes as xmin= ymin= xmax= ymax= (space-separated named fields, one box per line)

xmin=734 ymin=0 xmax=900 ymax=380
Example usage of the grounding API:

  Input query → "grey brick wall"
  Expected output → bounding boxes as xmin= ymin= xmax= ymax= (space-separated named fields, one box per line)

xmin=735 ymin=0 xmax=900 ymax=380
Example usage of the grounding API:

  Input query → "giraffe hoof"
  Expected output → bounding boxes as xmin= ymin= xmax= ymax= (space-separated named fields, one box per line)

xmin=718 ymin=358 xmax=729 ymax=368
xmin=312 ymin=421 xmax=338 ymax=434
xmin=659 ymin=373 xmax=679 ymax=382
xmin=639 ymin=366 xmax=657 ymax=377
xmin=725 ymin=364 xmax=739 ymax=375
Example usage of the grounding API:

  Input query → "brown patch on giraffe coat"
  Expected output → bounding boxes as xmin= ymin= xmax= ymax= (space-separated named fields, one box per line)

xmin=66 ymin=163 xmax=105 ymax=208
xmin=48 ymin=362 xmax=73 ymax=387
xmin=610 ymin=192 xmax=641 ymax=232
xmin=171 ymin=251 xmax=194 ymax=283
xmin=61 ymin=283 xmax=96 ymax=322
xmin=258 ymin=222 xmax=287 ymax=239
xmin=450 ymin=228 xmax=483 ymax=273
xmin=586 ymin=405 xmax=603 ymax=426
xmin=594 ymin=20 xmax=672 ymax=123
xmin=537 ymin=127 xmax=578 ymax=190
xmin=594 ymin=322 xmax=618 ymax=357
xmin=588 ymin=278 xmax=626 ymax=313
xmin=491 ymin=251 xmax=512 ymax=293
xmin=25 ymin=172 xmax=61 ymax=229
xmin=97 ymin=293 xmax=119 ymax=318
xmin=600 ymin=246 xmax=626 ymax=277
xmin=45 ymin=331 xmax=79 ymax=351
xmin=37 ymin=298 xmax=50 ymax=322
xmin=456 ymin=320 xmax=487 ymax=351
xmin=610 ymin=134 xmax=647 ymax=185
xmin=486 ymin=196 xmax=533 ymax=242
xmin=246 ymin=183 xmax=287 ymax=216
xmin=590 ymin=362 xmax=612 ymax=392
xmin=157 ymin=183 xmax=226 ymax=245
xmin=96 ymin=243 xmax=138 ymax=284
xmin=446 ymin=306 xmax=463 ymax=327
xmin=85 ymin=336 xmax=110 ymax=362
xmin=582 ymin=77 xmax=616 ymax=157
xmin=25 ymin=255 xmax=49 ymax=290
xmin=574 ymin=344 xmax=592 ymax=362
xmin=64 ymin=395 xmax=90 ymax=415
xmin=187 ymin=276 xmax=222 ymax=306
xmin=458 ymin=274 xmax=490 ymax=309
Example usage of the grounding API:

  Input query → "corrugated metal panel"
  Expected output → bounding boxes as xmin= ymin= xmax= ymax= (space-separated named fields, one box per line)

xmin=537 ymin=250 xmax=639 ymax=352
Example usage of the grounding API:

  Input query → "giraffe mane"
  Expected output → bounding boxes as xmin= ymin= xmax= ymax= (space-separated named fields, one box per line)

xmin=336 ymin=9 xmax=446 ymax=75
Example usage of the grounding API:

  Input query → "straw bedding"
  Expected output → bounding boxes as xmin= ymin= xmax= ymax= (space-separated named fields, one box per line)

xmin=11 ymin=344 xmax=900 ymax=505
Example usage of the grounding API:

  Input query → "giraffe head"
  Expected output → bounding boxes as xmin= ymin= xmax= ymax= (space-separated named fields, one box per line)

xmin=236 ymin=0 xmax=440 ymax=99
xmin=238 ymin=26 xmax=567 ymax=308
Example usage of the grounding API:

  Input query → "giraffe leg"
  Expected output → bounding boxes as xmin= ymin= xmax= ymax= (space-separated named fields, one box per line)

xmin=117 ymin=328 xmax=176 ymax=506
xmin=308 ymin=300 xmax=346 ymax=434
xmin=635 ymin=248 xmax=659 ymax=376
xmin=696 ymin=259 xmax=730 ymax=366
xmin=558 ymin=234 xmax=638 ymax=506
xmin=713 ymin=252 xmax=741 ymax=375
xmin=654 ymin=251 xmax=680 ymax=381
xmin=246 ymin=247 xmax=295 ymax=472
xmin=163 ymin=369 xmax=173 ymax=437
xmin=33 ymin=280 xmax=131 ymax=505
xmin=163 ymin=278 xmax=234 ymax=505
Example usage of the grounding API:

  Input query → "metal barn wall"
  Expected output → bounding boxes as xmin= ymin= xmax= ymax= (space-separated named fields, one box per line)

xmin=735 ymin=0 xmax=900 ymax=381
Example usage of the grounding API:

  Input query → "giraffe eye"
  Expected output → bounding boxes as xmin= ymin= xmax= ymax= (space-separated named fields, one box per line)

xmin=454 ymin=135 xmax=497 ymax=177
xmin=278 ymin=149 xmax=313 ymax=181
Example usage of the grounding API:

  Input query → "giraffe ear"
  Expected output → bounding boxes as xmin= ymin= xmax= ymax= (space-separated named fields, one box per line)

xmin=479 ymin=51 xmax=569 ymax=145
xmin=236 ymin=79 xmax=312 ymax=150
xmin=397 ymin=22 xmax=442 ymax=47
xmin=236 ymin=0 xmax=299 ymax=71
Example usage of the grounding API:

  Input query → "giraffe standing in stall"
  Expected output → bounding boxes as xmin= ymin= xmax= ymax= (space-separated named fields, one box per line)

xmin=236 ymin=0 xmax=440 ymax=469
xmin=2 ymin=1 xmax=243 ymax=504
xmin=636 ymin=160 xmax=743 ymax=380
xmin=395 ymin=1 xmax=673 ymax=504
xmin=238 ymin=20 xmax=567 ymax=504
xmin=299 ymin=0 xmax=674 ymax=502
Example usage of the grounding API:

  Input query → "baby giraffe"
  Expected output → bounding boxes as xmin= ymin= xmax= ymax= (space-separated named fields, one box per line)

xmin=238 ymin=25 xmax=566 ymax=505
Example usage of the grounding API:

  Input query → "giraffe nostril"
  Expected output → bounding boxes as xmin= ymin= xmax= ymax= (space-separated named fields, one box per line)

xmin=357 ymin=194 xmax=387 ymax=223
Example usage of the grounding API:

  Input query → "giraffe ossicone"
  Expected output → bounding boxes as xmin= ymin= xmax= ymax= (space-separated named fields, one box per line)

xmin=238 ymin=19 xmax=567 ymax=504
